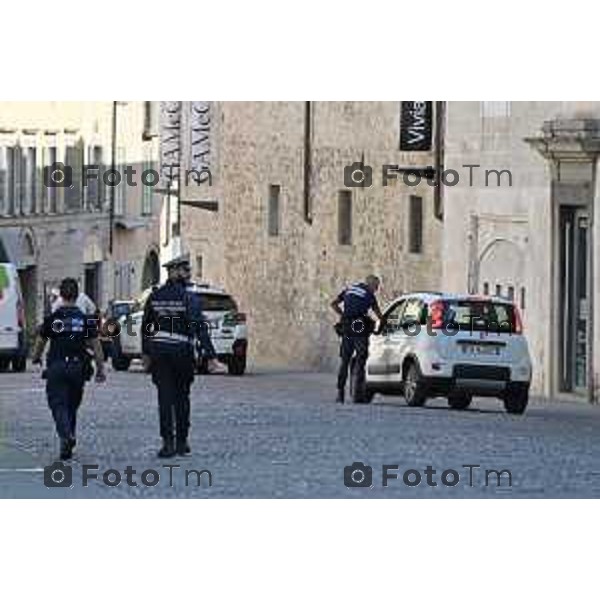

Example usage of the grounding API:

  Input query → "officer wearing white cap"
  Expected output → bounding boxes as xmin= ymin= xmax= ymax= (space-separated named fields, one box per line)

xmin=142 ymin=254 xmax=199 ymax=457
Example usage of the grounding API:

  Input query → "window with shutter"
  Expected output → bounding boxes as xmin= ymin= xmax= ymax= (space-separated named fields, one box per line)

xmin=268 ymin=184 xmax=280 ymax=236
xmin=338 ymin=190 xmax=352 ymax=245
xmin=409 ymin=195 xmax=423 ymax=254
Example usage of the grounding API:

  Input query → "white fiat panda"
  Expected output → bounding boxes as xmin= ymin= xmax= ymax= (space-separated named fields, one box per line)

xmin=365 ymin=292 xmax=532 ymax=413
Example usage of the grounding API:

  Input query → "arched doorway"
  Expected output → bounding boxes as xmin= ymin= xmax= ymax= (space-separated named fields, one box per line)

xmin=477 ymin=238 xmax=525 ymax=307
xmin=141 ymin=249 xmax=160 ymax=290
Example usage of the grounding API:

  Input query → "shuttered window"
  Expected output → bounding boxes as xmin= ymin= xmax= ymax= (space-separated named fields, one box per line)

xmin=338 ymin=190 xmax=352 ymax=245
xmin=409 ymin=195 xmax=423 ymax=253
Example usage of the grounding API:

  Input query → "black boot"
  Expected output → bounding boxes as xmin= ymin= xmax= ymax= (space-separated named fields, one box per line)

xmin=176 ymin=439 xmax=191 ymax=456
xmin=157 ymin=439 xmax=176 ymax=458
xmin=60 ymin=438 xmax=73 ymax=460
xmin=336 ymin=389 xmax=345 ymax=404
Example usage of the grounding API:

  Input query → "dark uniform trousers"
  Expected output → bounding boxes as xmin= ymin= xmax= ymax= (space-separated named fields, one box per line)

xmin=46 ymin=359 xmax=86 ymax=440
xmin=150 ymin=347 xmax=195 ymax=442
xmin=337 ymin=335 xmax=369 ymax=393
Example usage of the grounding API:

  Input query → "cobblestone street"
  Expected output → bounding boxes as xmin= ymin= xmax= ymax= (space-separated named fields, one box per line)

xmin=1 ymin=365 xmax=600 ymax=498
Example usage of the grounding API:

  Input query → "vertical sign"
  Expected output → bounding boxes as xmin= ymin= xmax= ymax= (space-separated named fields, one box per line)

xmin=160 ymin=101 xmax=182 ymax=185
xmin=189 ymin=101 xmax=213 ymax=185
xmin=400 ymin=101 xmax=433 ymax=151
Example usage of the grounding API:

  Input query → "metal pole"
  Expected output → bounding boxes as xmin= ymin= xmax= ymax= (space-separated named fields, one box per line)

xmin=109 ymin=100 xmax=117 ymax=255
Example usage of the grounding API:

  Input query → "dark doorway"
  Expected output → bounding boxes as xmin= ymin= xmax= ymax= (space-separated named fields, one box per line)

xmin=142 ymin=250 xmax=160 ymax=290
xmin=84 ymin=262 xmax=102 ymax=307
xmin=559 ymin=207 xmax=589 ymax=393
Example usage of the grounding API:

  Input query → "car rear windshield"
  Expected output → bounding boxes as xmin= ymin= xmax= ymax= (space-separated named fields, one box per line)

xmin=111 ymin=303 xmax=132 ymax=319
xmin=440 ymin=300 xmax=517 ymax=333
xmin=199 ymin=293 xmax=237 ymax=312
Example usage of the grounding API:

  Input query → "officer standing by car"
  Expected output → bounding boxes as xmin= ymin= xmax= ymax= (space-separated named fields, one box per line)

xmin=330 ymin=275 xmax=383 ymax=404
xmin=31 ymin=278 xmax=106 ymax=460
xmin=142 ymin=254 xmax=199 ymax=458
xmin=179 ymin=259 xmax=228 ymax=374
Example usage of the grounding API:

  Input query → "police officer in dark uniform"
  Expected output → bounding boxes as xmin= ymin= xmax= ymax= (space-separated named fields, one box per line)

xmin=330 ymin=275 xmax=383 ymax=404
xmin=142 ymin=254 xmax=199 ymax=458
xmin=31 ymin=278 xmax=106 ymax=460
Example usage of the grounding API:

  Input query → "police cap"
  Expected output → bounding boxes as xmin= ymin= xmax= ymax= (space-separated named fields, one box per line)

xmin=162 ymin=253 xmax=191 ymax=270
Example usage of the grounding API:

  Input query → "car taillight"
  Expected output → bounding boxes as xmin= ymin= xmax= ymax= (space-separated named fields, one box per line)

xmin=512 ymin=306 xmax=523 ymax=334
xmin=429 ymin=300 xmax=445 ymax=329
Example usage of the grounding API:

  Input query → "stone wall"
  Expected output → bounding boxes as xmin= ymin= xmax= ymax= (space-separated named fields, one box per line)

xmin=181 ymin=101 xmax=442 ymax=370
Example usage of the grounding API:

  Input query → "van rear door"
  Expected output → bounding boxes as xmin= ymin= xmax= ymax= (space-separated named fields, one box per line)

xmin=0 ymin=263 xmax=21 ymax=351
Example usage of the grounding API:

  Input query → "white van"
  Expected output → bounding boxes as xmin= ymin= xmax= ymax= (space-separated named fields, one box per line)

xmin=0 ymin=262 xmax=27 ymax=372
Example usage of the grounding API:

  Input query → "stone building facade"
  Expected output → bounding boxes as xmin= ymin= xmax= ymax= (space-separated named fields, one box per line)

xmin=443 ymin=101 xmax=600 ymax=401
xmin=0 ymin=101 xmax=161 ymax=339
xmin=174 ymin=102 xmax=443 ymax=370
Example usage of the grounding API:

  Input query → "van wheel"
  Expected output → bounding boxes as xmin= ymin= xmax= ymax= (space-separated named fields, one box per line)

xmin=403 ymin=361 xmax=427 ymax=407
xmin=11 ymin=357 xmax=26 ymax=373
xmin=111 ymin=356 xmax=131 ymax=371
xmin=448 ymin=393 xmax=472 ymax=410
xmin=228 ymin=356 xmax=246 ymax=376
xmin=504 ymin=384 xmax=529 ymax=414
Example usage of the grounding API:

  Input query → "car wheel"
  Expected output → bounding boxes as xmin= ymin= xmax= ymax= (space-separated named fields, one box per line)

xmin=11 ymin=357 xmax=26 ymax=373
xmin=111 ymin=356 xmax=131 ymax=371
xmin=504 ymin=384 xmax=529 ymax=415
xmin=403 ymin=361 xmax=427 ymax=407
xmin=228 ymin=355 xmax=246 ymax=376
xmin=0 ymin=359 xmax=10 ymax=372
xmin=448 ymin=392 xmax=472 ymax=410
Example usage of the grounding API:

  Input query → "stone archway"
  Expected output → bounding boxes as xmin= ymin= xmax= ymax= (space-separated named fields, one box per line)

xmin=477 ymin=238 xmax=526 ymax=304
xmin=141 ymin=248 xmax=160 ymax=290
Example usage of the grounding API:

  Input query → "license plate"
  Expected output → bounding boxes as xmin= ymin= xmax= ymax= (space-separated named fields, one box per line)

xmin=461 ymin=344 xmax=500 ymax=356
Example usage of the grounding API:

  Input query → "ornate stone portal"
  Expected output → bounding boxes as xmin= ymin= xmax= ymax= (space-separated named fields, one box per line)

xmin=526 ymin=118 xmax=600 ymax=401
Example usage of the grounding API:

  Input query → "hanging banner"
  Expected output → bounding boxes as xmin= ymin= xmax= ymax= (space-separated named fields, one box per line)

xmin=400 ymin=101 xmax=433 ymax=151
xmin=159 ymin=101 xmax=182 ymax=184
xmin=188 ymin=101 xmax=213 ymax=185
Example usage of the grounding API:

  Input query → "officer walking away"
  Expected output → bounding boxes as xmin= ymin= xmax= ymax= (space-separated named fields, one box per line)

xmin=31 ymin=278 xmax=106 ymax=460
xmin=142 ymin=254 xmax=198 ymax=458
xmin=330 ymin=275 xmax=383 ymax=404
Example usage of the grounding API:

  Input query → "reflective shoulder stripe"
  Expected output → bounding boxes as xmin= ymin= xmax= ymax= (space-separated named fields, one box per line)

xmin=346 ymin=285 xmax=368 ymax=297
xmin=151 ymin=331 xmax=193 ymax=345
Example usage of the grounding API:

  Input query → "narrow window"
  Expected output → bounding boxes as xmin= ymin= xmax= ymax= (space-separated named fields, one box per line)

xmin=495 ymin=284 xmax=502 ymax=297
xmin=45 ymin=146 xmax=58 ymax=213
xmin=507 ymin=285 xmax=515 ymax=301
xmin=520 ymin=287 xmax=526 ymax=310
xmin=268 ymin=184 xmax=280 ymax=236
xmin=114 ymin=146 xmax=126 ymax=216
xmin=143 ymin=101 xmax=158 ymax=139
xmin=338 ymin=190 xmax=352 ymax=245
xmin=483 ymin=282 xmax=489 ymax=296
xmin=409 ymin=195 xmax=423 ymax=253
